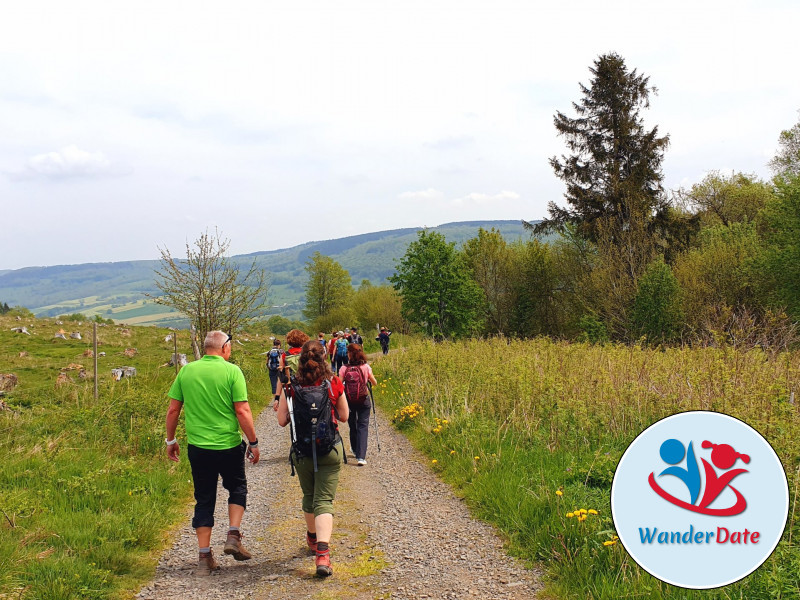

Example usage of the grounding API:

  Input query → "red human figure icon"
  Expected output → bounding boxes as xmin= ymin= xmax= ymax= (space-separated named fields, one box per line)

xmin=698 ymin=441 xmax=750 ymax=511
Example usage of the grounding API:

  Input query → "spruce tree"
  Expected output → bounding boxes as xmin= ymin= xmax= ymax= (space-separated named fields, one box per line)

xmin=533 ymin=53 xmax=671 ymax=243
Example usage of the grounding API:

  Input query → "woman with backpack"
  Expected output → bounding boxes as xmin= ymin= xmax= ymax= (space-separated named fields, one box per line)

xmin=339 ymin=344 xmax=377 ymax=466
xmin=276 ymin=340 xmax=349 ymax=577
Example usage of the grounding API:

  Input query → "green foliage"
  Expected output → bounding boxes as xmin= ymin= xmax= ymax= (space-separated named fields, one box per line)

xmin=59 ymin=312 xmax=89 ymax=321
xmin=577 ymin=314 xmax=609 ymax=344
xmin=760 ymin=176 xmax=800 ymax=321
xmin=507 ymin=239 xmax=563 ymax=337
xmin=675 ymin=170 xmax=774 ymax=228
xmin=265 ymin=314 xmax=305 ymax=335
xmin=390 ymin=230 xmax=483 ymax=339
xmin=0 ymin=301 xmax=10 ymax=314
xmin=673 ymin=222 xmax=766 ymax=334
xmin=769 ymin=113 xmax=800 ymax=181
xmin=350 ymin=284 xmax=406 ymax=334
xmin=461 ymin=228 xmax=513 ymax=334
xmin=312 ymin=305 xmax=357 ymax=335
xmin=302 ymin=251 xmax=353 ymax=322
xmin=631 ymin=259 xmax=684 ymax=344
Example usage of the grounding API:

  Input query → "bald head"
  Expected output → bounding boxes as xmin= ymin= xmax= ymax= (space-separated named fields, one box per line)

xmin=204 ymin=330 xmax=230 ymax=353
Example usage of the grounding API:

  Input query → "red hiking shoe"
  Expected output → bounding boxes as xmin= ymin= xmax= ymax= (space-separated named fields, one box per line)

xmin=315 ymin=552 xmax=332 ymax=577
xmin=306 ymin=532 xmax=318 ymax=554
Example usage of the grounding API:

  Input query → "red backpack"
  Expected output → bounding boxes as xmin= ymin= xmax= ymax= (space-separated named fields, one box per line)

xmin=343 ymin=366 xmax=369 ymax=405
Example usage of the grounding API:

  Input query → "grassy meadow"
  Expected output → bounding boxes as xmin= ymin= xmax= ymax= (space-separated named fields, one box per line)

xmin=373 ymin=338 xmax=800 ymax=599
xmin=0 ymin=315 xmax=272 ymax=599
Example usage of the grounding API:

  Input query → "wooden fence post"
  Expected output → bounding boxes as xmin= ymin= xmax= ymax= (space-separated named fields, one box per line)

xmin=93 ymin=323 xmax=98 ymax=400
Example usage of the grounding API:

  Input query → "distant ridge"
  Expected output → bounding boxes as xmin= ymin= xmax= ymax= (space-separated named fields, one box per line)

xmin=0 ymin=219 xmax=538 ymax=325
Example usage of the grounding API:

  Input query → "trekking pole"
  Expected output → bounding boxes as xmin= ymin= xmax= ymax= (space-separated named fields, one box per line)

xmin=287 ymin=394 xmax=297 ymax=444
xmin=368 ymin=382 xmax=381 ymax=452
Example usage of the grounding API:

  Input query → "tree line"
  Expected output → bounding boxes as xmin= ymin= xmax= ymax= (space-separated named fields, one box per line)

xmin=390 ymin=54 xmax=800 ymax=348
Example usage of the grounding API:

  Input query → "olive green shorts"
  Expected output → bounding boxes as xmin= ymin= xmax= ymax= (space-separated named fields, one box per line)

xmin=293 ymin=447 xmax=342 ymax=517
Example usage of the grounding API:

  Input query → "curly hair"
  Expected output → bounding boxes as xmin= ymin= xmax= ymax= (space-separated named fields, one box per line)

xmin=296 ymin=339 xmax=333 ymax=386
xmin=286 ymin=328 xmax=310 ymax=349
xmin=346 ymin=343 xmax=367 ymax=366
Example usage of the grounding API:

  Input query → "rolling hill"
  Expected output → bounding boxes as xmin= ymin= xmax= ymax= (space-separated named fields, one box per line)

xmin=0 ymin=220 xmax=537 ymax=326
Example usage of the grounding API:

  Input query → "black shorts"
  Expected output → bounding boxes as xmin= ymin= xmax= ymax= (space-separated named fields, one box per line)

xmin=187 ymin=441 xmax=248 ymax=528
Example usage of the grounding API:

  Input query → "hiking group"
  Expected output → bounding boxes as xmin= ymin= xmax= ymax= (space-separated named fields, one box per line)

xmin=164 ymin=326 xmax=385 ymax=579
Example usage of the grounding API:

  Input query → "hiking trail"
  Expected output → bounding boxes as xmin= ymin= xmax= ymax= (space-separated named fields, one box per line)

xmin=136 ymin=397 xmax=541 ymax=600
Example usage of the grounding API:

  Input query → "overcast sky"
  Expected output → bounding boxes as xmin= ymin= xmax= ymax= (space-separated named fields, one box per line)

xmin=1 ymin=0 xmax=798 ymax=270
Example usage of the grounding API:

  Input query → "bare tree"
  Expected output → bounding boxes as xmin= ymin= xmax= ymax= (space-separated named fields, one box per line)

xmin=153 ymin=229 xmax=268 ymax=357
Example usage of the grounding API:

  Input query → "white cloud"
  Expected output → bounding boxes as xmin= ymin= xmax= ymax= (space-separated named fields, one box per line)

xmin=452 ymin=191 xmax=521 ymax=205
xmin=10 ymin=145 xmax=130 ymax=181
xmin=398 ymin=188 xmax=445 ymax=202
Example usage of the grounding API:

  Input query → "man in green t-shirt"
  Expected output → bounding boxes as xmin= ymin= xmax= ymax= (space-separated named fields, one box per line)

xmin=165 ymin=330 xmax=260 ymax=575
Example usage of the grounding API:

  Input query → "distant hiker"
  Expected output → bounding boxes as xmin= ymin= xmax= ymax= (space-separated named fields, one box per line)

xmin=276 ymin=340 xmax=349 ymax=577
xmin=339 ymin=344 xmax=377 ymax=466
xmin=317 ymin=332 xmax=328 ymax=355
xmin=377 ymin=326 xmax=391 ymax=355
xmin=333 ymin=331 xmax=349 ymax=372
xmin=164 ymin=330 xmax=260 ymax=575
xmin=347 ymin=327 xmax=363 ymax=346
xmin=274 ymin=329 xmax=309 ymax=411
xmin=266 ymin=338 xmax=284 ymax=396
xmin=327 ymin=331 xmax=338 ymax=368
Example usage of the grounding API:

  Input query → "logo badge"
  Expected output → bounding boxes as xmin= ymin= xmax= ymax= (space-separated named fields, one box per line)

xmin=611 ymin=411 xmax=789 ymax=589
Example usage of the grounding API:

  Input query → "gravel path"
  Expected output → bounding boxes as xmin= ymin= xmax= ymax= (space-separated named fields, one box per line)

xmin=137 ymin=401 xmax=541 ymax=600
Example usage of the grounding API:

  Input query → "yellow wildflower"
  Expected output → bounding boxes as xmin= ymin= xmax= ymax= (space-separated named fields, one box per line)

xmin=474 ymin=456 xmax=480 ymax=460
xmin=566 ymin=512 xmax=574 ymax=518
xmin=603 ymin=540 xmax=617 ymax=546
xmin=431 ymin=459 xmax=438 ymax=464
xmin=577 ymin=515 xmax=587 ymax=522
xmin=588 ymin=509 xmax=598 ymax=515
xmin=450 ymin=450 xmax=456 ymax=455
xmin=555 ymin=490 xmax=563 ymax=496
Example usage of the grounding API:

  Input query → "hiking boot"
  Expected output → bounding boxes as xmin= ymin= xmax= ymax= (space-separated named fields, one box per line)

xmin=306 ymin=532 xmax=318 ymax=553
xmin=197 ymin=550 xmax=219 ymax=576
xmin=315 ymin=552 xmax=333 ymax=577
xmin=223 ymin=530 xmax=252 ymax=561
xmin=357 ymin=458 xmax=367 ymax=466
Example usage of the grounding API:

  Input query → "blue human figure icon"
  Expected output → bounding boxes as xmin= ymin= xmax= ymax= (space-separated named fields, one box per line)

xmin=658 ymin=439 xmax=701 ymax=505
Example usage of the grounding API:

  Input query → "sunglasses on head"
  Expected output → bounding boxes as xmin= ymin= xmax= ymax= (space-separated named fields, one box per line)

xmin=224 ymin=335 xmax=232 ymax=347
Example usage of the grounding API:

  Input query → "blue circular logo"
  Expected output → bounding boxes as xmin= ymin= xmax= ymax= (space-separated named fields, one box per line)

xmin=611 ymin=411 xmax=789 ymax=589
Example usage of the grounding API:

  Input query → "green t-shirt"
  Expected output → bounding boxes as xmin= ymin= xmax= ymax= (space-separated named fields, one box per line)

xmin=167 ymin=355 xmax=248 ymax=450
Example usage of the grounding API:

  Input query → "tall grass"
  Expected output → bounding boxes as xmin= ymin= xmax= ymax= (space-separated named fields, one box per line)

xmin=0 ymin=317 xmax=271 ymax=599
xmin=374 ymin=338 xmax=800 ymax=599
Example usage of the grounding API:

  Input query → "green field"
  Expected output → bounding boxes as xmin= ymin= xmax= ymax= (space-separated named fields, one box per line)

xmin=373 ymin=338 xmax=800 ymax=599
xmin=0 ymin=314 xmax=273 ymax=599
